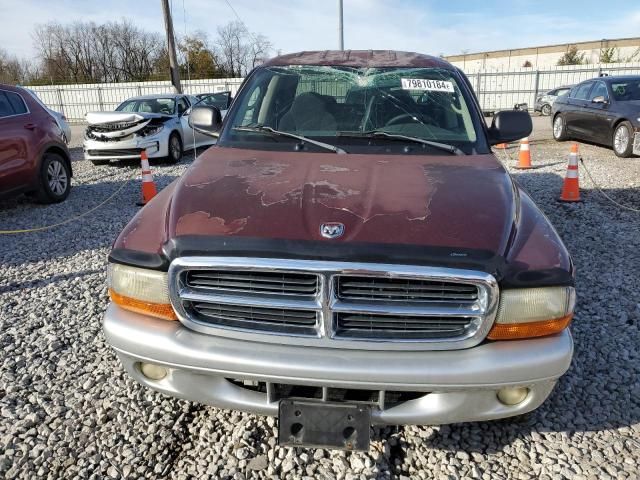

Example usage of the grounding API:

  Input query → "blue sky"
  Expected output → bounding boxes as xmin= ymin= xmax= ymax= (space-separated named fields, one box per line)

xmin=2 ymin=0 xmax=640 ymax=60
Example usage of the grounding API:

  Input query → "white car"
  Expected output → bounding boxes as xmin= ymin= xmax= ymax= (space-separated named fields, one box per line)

xmin=83 ymin=94 xmax=221 ymax=165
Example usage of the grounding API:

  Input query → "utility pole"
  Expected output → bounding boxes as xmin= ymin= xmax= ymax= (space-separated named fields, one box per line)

xmin=161 ymin=0 xmax=182 ymax=93
xmin=338 ymin=0 xmax=344 ymax=51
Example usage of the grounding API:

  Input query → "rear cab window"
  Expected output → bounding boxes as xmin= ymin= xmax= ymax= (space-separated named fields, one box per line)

xmin=220 ymin=65 xmax=486 ymax=155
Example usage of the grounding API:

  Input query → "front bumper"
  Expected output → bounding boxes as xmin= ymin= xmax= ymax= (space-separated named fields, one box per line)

xmin=83 ymin=136 xmax=165 ymax=160
xmin=103 ymin=303 xmax=573 ymax=425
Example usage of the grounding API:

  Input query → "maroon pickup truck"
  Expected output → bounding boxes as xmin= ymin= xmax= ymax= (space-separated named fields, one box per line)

xmin=103 ymin=51 xmax=575 ymax=450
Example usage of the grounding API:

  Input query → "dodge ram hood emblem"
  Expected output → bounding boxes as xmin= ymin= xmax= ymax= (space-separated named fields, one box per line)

xmin=320 ymin=222 xmax=345 ymax=239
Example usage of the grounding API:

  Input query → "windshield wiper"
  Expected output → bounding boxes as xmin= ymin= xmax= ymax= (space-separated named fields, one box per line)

xmin=336 ymin=130 xmax=465 ymax=155
xmin=233 ymin=125 xmax=347 ymax=154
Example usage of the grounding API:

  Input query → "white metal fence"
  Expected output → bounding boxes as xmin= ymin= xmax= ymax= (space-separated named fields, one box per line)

xmin=26 ymin=61 xmax=640 ymax=122
xmin=28 ymin=78 xmax=244 ymax=123
xmin=470 ymin=62 xmax=640 ymax=112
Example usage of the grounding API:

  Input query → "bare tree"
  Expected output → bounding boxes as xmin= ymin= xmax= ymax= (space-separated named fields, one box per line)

xmin=20 ymin=18 xmax=271 ymax=84
xmin=247 ymin=33 xmax=272 ymax=71
xmin=216 ymin=21 xmax=248 ymax=77
xmin=215 ymin=21 xmax=272 ymax=77
xmin=0 ymin=48 xmax=34 ymax=84
xmin=32 ymin=20 xmax=164 ymax=83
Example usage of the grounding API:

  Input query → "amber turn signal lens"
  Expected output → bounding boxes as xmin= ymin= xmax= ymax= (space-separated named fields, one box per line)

xmin=109 ymin=288 xmax=178 ymax=321
xmin=487 ymin=314 xmax=572 ymax=340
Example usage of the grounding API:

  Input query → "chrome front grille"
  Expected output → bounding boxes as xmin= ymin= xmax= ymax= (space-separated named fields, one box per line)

xmin=336 ymin=276 xmax=479 ymax=303
xmin=334 ymin=313 xmax=477 ymax=340
xmin=186 ymin=270 xmax=319 ymax=296
xmin=169 ymin=257 xmax=499 ymax=351
xmin=189 ymin=302 xmax=318 ymax=335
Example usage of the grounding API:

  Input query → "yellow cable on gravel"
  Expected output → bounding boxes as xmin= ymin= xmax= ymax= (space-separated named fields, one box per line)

xmin=579 ymin=158 xmax=640 ymax=213
xmin=0 ymin=178 xmax=133 ymax=234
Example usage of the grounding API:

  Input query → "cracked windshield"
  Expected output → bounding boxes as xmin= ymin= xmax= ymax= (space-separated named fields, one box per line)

xmin=223 ymin=65 xmax=479 ymax=154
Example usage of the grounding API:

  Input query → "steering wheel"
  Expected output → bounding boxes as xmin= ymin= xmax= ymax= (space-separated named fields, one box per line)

xmin=385 ymin=113 xmax=430 ymax=127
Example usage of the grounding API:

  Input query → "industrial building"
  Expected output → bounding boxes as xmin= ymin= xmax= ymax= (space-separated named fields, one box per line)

xmin=445 ymin=37 xmax=640 ymax=72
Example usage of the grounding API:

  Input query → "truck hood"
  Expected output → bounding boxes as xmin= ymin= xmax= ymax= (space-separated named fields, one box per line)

xmin=166 ymin=147 xmax=516 ymax=257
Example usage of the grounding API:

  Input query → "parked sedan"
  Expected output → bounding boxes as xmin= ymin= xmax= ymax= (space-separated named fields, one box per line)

xmin=83 ymin=94 xmax=216 ymax=165
xmin=534 ymin=85 xmax=572 ymax=116
xmin=552 ymin=76 xmax=640 ymax=157
xmin=0 ymin=84 xmax=72 ymax=203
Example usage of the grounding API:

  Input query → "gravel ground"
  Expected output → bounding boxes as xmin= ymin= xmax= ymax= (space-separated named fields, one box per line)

xmin=1 ymin=117 xmax=639 ymax=479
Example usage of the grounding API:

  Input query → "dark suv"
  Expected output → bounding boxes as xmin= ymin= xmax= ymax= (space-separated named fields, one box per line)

xmin=0 ymin=84 xmax=72 ymax=203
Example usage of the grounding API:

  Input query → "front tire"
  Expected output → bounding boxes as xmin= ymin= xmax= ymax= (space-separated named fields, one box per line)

xmin=553 ymin=114 xmax=568 ymax=141
xmin=166 ymin=132 xmax=183 ymax=164
xmin=541 ymin=104 xmax=552 ymax=116
xmin=613 ymin=121 xmax=634 ymax=158
xmin=36 ymin=153 xmax=71 ymax=203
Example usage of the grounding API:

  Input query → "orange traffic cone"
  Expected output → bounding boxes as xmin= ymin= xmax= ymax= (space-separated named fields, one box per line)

xmin=515 ymin=137 xmax=532 ymax=169
xmin=559 ymin=144 xmax=581 ymax=202
xmin=137 ymin=150 xmax=157 ymax=206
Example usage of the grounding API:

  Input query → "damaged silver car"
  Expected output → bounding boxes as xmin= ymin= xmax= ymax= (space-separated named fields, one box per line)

xmin=83 ymin=94 xmax=218 ymax=165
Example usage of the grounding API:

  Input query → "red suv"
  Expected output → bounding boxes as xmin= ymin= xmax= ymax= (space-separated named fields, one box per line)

xmin=0 ymin=84 xmax=72 ymax=203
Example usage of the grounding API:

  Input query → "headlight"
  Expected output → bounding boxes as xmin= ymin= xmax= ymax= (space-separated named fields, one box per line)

xmin=487 ymin=286 xmax=575 ymax=340
xmin=140 ymin=125 xmax=164 ymax=137
xmin=107 ymin=263 xmax=177 ymax=320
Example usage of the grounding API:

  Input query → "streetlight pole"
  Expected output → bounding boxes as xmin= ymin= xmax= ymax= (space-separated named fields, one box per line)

xmin=161 ymin=0 xmax=182 ymax=93
xmin=338 ymin=0 xmax=344 ymax=51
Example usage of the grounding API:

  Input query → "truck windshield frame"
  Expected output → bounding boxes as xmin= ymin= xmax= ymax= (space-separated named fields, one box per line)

xmin=219 ymin=65 xmax=490 ymax=155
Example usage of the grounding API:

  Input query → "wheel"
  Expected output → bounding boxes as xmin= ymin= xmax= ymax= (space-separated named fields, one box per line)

xmin=541 ymin=104 xmax=552 ymax=116
xmin=166 ymin=132 xmax=183 ymax=164
xmin=36 ymin=153 xmax=71 ymax=203
xmin=613 ymin=121 xmax=634 ymax=158
xmin=553 ymin=115 xmax=568 ymax=141
xmin=90 ymin=159 xmax=110 ymax=166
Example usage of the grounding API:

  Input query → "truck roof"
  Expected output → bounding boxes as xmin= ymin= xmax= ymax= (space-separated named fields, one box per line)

xmin=262 ymin=50 xmax=455 ymax=70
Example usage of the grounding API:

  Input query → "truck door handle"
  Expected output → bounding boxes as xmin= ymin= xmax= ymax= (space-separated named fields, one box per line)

xmin=24 ymin=123 xmax=36 ymax=130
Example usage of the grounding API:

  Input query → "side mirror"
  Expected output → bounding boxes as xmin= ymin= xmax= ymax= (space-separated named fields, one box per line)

xmin=592 ymin=96 xmax=607 ymax=104
xmin=488 ymin=110 xmax=533 ymax=146
xmin=188 ymin=106 xmax=222 ymax=136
